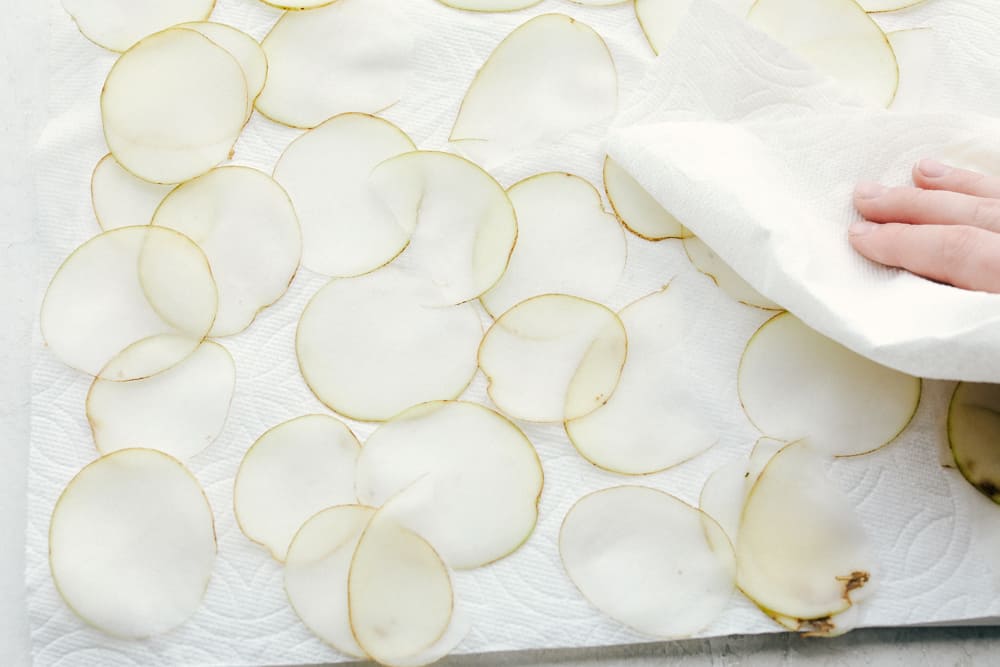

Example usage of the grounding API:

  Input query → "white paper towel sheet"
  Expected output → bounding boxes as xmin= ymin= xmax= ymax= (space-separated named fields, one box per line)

xmin=25 ymin=1 xmax=1000 ymax=666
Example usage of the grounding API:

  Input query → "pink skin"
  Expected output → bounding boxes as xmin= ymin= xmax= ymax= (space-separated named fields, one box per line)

xmin=850 ymin=159 xmax=1000 ymax=293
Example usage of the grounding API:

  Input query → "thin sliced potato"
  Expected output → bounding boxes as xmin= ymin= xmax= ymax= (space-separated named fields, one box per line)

xmin=178 ymin=22 xmax=268 ymax=118
xmin=683 ymin=235 xmax=781 ymax=310
xmin=91 ymin=153 xmax=173 ymax=231
xmin=560 ymin=486 xmax=735 ymax=638
xmin=260 ymin=0 xmax=338 ymax=9
xmin=634 ymin=0 xmax=694 ymax=55
xmin=61 ymin=0 xmax=215 ymax=52
xmin=151 ymin=166 xmax=301 ymax=337
xmin=603 ymin=157 xmax=687 ymax=241
xmin=887 ymin=29 xmax=935 ymax=112
xmin=738 ymin=312 xmax=920 ymax=457
xmin=436 ymin=0 xmax=541 ymax=8
xmin=948 ymin=382 xmax=1000 ymax=503
xmin=860 ymin=0 xmax=926 ymax=11
xmin=49 ymin=449 xmax=216 ymax=638
xmin=234 ymin=415 xmax=361 ymax=561
xmin=480 ymin=173 xmax=627 ymax=317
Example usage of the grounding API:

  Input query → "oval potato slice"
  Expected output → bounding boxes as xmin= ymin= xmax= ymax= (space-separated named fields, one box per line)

xmin=61 ymin=0 xmax=215 ymax=52
xmin=886 ymin=28 xmax=935 ymax=112
xmin=603 ymin=157 xmax=687 ymax=241
xmin=860 ymin=0 xmax=926 ymax=11
xmin=683 ymin=235 xmax=781 ymax=310
xmin=436 ymin=0 xmax=541 ymax=10
xmin=948 ymin=382 xmax=1000 ymax=504
xmin=178 ymin=22 xmax=268 ymax=118
xmin=91 ymin=153 xmax=174 ymax=231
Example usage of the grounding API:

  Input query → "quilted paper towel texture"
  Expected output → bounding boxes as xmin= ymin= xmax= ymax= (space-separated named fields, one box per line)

xmin=26 ymin=1 xmax=1000 ymax=666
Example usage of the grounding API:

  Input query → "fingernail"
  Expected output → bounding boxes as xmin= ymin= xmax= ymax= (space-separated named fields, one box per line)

xmin=854 ymin=182 xmax=886 ymax=199
xmin=849 ymin=220 xmax=879 ymax=236
xmin=918 ymin=158 xmax=949 ymax=178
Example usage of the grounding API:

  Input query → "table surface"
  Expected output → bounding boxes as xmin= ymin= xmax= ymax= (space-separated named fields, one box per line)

xmin=4 ymin=3 xmax=1000 ymax=665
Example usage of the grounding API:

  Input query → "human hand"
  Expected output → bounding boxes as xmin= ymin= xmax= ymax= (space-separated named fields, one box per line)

xmin=850 ymin=159 xmax=1000 ymax=293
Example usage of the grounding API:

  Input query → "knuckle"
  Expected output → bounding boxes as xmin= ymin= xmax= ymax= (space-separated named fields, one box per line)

xmin=939 ymin=227 xmax=978 ymax=268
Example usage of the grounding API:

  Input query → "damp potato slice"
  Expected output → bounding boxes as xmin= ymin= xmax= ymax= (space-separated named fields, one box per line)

xmin=860 ymin=0 xmax=926 ymax=11
xmin=478 ymin=294 xmax=627 ymax=422
xmin=87 ymin=341 xmax=235 ymax=460
xmin=101 ymin=28 xmax=248 ymax=184
xmin=49 ymin=449 xmax=216 ymax=638
xmin=297 ymin=267 xmax=483 ymax=421
xmin=560 ymin=486 xmax=735 ymax=638
xmin=738 ymin=312 xmax=920 ymax=457
xmin=273 ymin=113 xmax=416 ymax=277
xmin=948 ymin=382 xmax=1000 ymax=503
xmin=178 ymin=22 xmax=268 ymax=118
xmin=436 ymin=0 xmax=541 ymax=8
xmin=450 ymin=14 xmax=617 ymax=165
xmin=40 ymin=226 xmax=217 ymax=380
xmin=234 ymin=415 xmax=361 ymax=561
xmin=151 ymin=166 xmax=301 ymax=337
xmin=256 ymin=0 xmax=413 ymax=129
xmin=91 ymin=153 xmax=173 ymax=230
xmin=61 ymin=0 xmax=215 ymax=52
xmin=683 ymin=235 xmax=780 ymax=310
xmin=355 ymin=401 xmax=543 ymax=569
xmin=603 ymin=157 xmax=687 ymax=241
xmin=260 ymin=0 xmax=338 ymax=10
xmin=480 ymin=173 xmax=626 ymax=317
xmin=887 ymin=29 xmax=935 ymax=112
xmin=634 ymin=0 xmax=695 ymax=55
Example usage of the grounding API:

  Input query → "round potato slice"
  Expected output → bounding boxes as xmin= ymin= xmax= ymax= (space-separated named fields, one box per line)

xmin=178 ymin=22 xmax=268 ymax=118
xmin=151 ymin=166 xmax=301 ymax=337
xmin=603 ymin=157 xmax=687 ymax=241
xmin=437 ymin=0 xmax=540 ymax=8
xmin=40 ymin=226 xmax=218 ymax=380
xmin=860 ymin=0 xmax=926 ymax=10
xmin=355 ymin=401 xmax=543 ymax=569
xmin=478 ymin=294 xmax=627 ymax=422
xmin=91 ymin=153 xmax=174 ymax=230
xmin=256 ymin=0 xmax=413 ymax=129
xmin=87 ymin=341 xmax=234 ymax=460
xmin=234 ymin=415 xmax=361 ymax=561
xmin=273 ymin=113 xmax=416 ymax=277
xmin=450 ymin=14 xmax=617 ymax=165
xmin=738 ymin=312 xmax=921 ymax=457
xmin=259 ymin=0 xmax=338 ymax=9
xmin=480 ymin=173 xmax=627 ymax=317
xmin=698 ymin=437 xmax=785 ymax=542
xmin=948 ymin=382 xmax=1000 ymax=504
xmin=683 ymin=235 xmax=781 ymax=310
xmin=296 ymin=267 xmax=483 ymax=421
xmin=560 ymin=486 xmax=735 ymax=638
xmin=634 ymin=0 xmax=695 ymax=55
xmin=49 ymin=449 xmax=216 ymax=638
xmin=61 ymin=0 xmax=215 ymax=52
xmin=887 ymin=29 xmax=935 ymax=112
xmin=368 ymin=151 xmax=518 ymax=306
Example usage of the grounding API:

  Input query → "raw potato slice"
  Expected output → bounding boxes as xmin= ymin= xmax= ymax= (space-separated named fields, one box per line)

xmin=699 ymin=437 xmax=784 ymax=542
xmin=450 ymin=14 xmax=617 ymax=165
xmin=151 ymin=166 xmax=301 ymax=337
xmin=565 ymin=284 xmax=724 ymax=475
xmin=683 ymin=235 xmax=780 ymax=310
xmin=256 ymin=0 xmax=413 ymax=129
xmin=178 ymin=22 xmax=268 ymax=118
xmin=634 ymin=0 xmax=694 ymax=55
xmin=948 ymin=382 xmax=1000 ymax=503
xmin=860 ymin=0 xmax=926 ymax=10
xmin=437 ymin=0 xmax=541 ymax=8
xmin=480 ymin=173 xmax=627 ymax=317
xmin=101 ymin=28 xmax=248 ymax=184
xmin=40 ymin=226 xmax=217 ymax=380
xmin=887 ymin=29 xmax=935 ymax=112
xmin=61 ymin=0 xmax=215 ymax=52
xmin=260 ymin=0 xmax=338 ymax=10
xmin=91 ymin=153 xmax=173 ymax=230
xmin=87 ymin=342 xmax=235 ymax=459
xmin=560 ymin=486 xmax=735 ymax=638
xmin=285 ymin=505 xmax=375 ymax=658
xmin=747 ymin=0 xmax=898 ymax=108
xmin=349 ymin=511 xmax=454 ymax=666
xmin=603 ymin=157 xmax=687 ymax=241
xmin=355 ymin=401 xmax=543 ymax=569
xmin=478 ymin=295 xmax=627 ymax=422
xmin=369 ymin=151 xmax=518 ymax=305
xmin=234 ymin=415 xmax=361 ymax=561
xmin=297 ymin=267 xmax=483 ymax=421
xmin=738 ymin=313 xmax=920 ymax=457
xmin=273 ymin=113 xmax=416 ymax=277
xmin=737 ymin=441 xmax=875 ymax=626
xmin=49 ymin=449 xmax=215 ymax=638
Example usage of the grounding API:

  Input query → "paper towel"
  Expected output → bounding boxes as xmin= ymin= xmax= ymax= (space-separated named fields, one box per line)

xmin=25 ymin=1 xmax=1000 ymax=666
xmin=608 ymin=0 xmax=1000 ymax=382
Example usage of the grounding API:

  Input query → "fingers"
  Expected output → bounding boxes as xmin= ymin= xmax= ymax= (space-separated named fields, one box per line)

xmin=848 ymin=220 xmax=1000 ymax=293
xmin=853 ymin=182 xmax=1000 ymax=233
xmin=912 ymin=159 xmax=1000 ymax=199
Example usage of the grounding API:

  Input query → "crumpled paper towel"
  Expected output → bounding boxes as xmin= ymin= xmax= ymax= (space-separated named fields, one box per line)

xmin=608 ymin=0 xmax=1000 ymax=382
xmin=25 ymin=0 xmax=1000 ymax=666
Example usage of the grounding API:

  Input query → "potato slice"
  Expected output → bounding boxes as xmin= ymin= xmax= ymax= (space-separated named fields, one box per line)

xmin=887 ymin=29 xmax=935 ymax=112
xmin=355 ymin=401 xmax=543 ymax=569
xmin=273 ymin=113 xmax=415 ymax=277
xmin=478 ymin=294 xmax=627 ymax=422
xmin=860 ymin=0 xmax=926 ymax=10
xmin=177 ymin=22 xmax=268 ymax=118
xmin=436 ymin=0 xmax=541 ymax=9
xmin=480 ymin=173 xmax=626 ymax=317
xmin=747 ymin=0 xmax=898 ymax=107
xmin=151 ymin=166 xmax=301 ymax=337
xmin=737 ymin=441 xmax=875 ymax=627
xmin=260 ymin=0 xmax=338 ymax=10
xmin=369 ymin=151 xmax=518 ymax=305
xmin=87 ymin=341 xmax=234 ymax=460
xmin=256 ymin=0 xmax=413 ymax=129
xmin=297 ymin=267 xmax=483 ymax=421
xmin=634 ymin=0 xmax=695 ymax=55
xmin=948 ymin=382 xmax=1000 ymax=503
xmin=603 ymin=157 xmax=687 ymax=241
xmin=683 ymin=235 xmax=781 ymax=310
xmin=101 ymin=28 xmax=249 ymax=184
xmin=91 ymin=153 xmax=174 ymax=230
xmin=738 ymin=313 xmax=920 ymax=457
xmin=450 ymin=14 xmax=617 ymax=165
xmin=49 ymin=449 xmax=216 ymax=638
xmin=234 ymin=415 xmax=361 ymax=561
xmin=40 ymin=226 xmax=217 ymax=380
xmin=61 ymin=0 xmax=215 ymax=52
xmin=560 ymin=486 xmax=735 ymax=638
